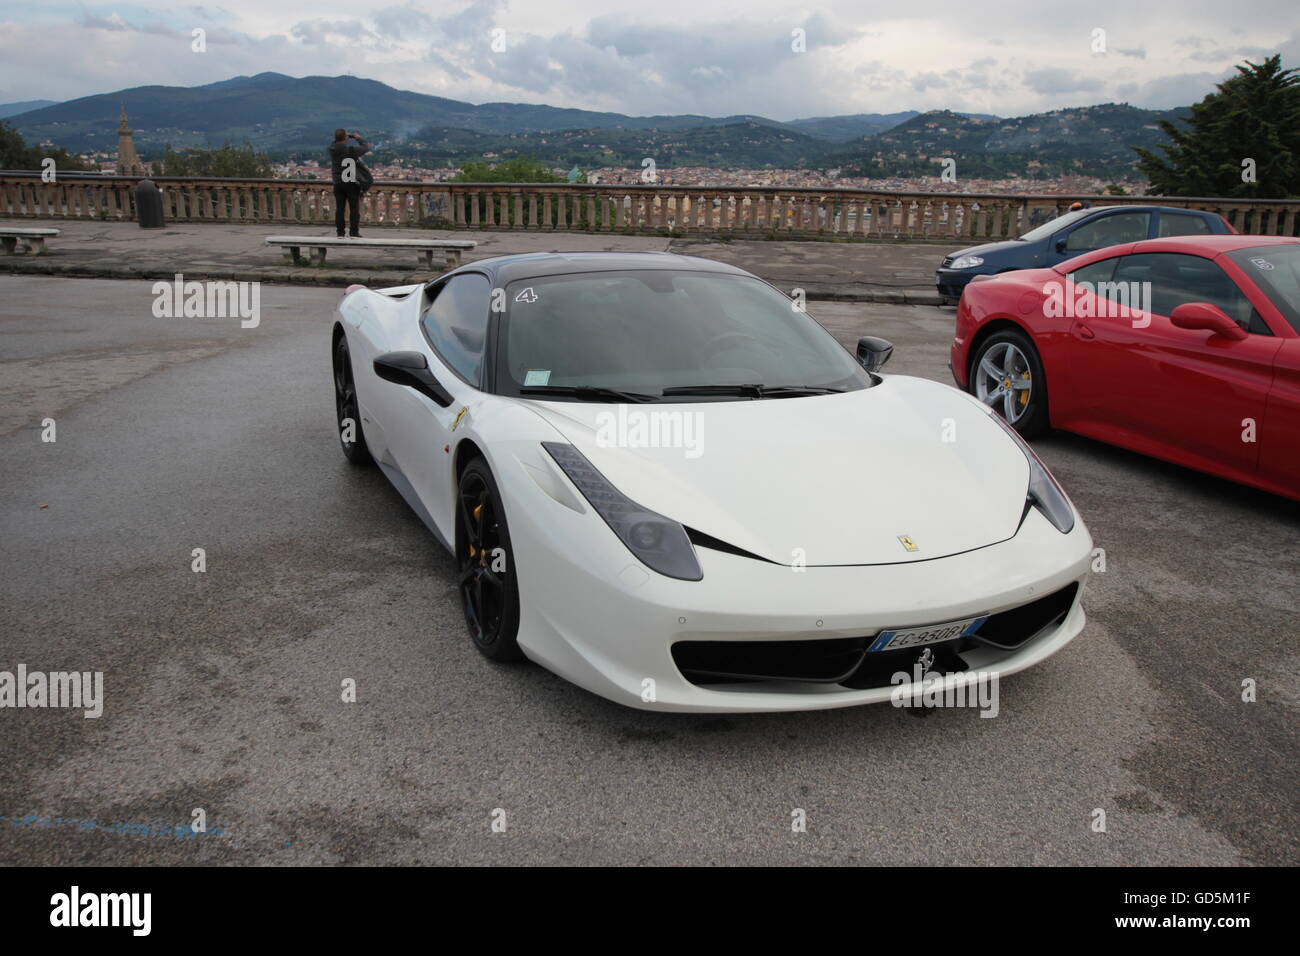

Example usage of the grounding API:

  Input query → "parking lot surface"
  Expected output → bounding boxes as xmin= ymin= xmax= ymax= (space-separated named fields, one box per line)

xmin=1 ymin=276 xmax=1296 ymax=865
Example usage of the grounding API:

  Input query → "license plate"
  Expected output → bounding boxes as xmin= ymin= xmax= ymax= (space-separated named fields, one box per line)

xmin=867 ymin=615 xmax=987 ymax=652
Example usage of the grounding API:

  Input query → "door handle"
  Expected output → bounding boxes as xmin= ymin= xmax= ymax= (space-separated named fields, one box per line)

xmin=1077 ymin=324 xmax=1096 ymax=340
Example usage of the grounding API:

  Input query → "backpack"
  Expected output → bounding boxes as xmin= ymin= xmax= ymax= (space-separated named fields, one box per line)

xmin=356 ymin=157 xmax=374 ymax=193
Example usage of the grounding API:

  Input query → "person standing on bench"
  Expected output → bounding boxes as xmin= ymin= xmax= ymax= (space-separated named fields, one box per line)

xmin=329 ymin=129 xmax=371 ymax=238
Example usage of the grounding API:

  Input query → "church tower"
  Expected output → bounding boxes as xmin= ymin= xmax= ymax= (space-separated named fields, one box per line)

xmin=116 ymin=105 xmax=143 ymax=176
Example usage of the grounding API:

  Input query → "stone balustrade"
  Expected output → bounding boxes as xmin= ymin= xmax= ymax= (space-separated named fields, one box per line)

xmin=2 ymin=172 xmax=1297 ymax=241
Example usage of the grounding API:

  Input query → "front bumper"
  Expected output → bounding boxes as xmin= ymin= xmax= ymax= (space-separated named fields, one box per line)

xmin=502 ymin=448 xmax=1093 ymax=712
xmin=935 ymin=268 xmax=979 ymax=301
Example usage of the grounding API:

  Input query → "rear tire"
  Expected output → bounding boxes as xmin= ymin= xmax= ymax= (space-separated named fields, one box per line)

xmin=969 ymin=329 xmax=1049 ymax=438
xmin=456 ymin=458 xmax=523 ymax=662
xmin=333 ymin=334 xmax=374 ymax=466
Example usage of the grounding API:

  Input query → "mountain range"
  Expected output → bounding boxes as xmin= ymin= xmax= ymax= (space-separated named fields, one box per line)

xmin=5 ymin=72 xmax=1181 ymax=180
xmin=0 ymin=100 xmax=58 ymax=119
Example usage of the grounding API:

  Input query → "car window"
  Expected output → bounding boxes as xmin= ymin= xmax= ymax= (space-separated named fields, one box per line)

xmin=421 ymin=273 xmax=491 ymax=385
xmin=1067 ymin=257 xmax=1118 ymax=286
xmin=1226 ymin=245 xmax=1300 ymax=334
xmin=1064 ymin=213 xmax=1151 ymax=251
xmin=1107 ymin=253 xmax=1268 ymax=333
xmin=499 ymin=271 xmax=868 ymax=397
xmin=1157 ymin=213 xmax=1212 ymax=237
xmin=1019 ymin=208 xmax=1092 ymax=242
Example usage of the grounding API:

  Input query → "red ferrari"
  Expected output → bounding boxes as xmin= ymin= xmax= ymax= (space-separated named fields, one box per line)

xmin=950 ymin=235 xmax=1300 ymax=501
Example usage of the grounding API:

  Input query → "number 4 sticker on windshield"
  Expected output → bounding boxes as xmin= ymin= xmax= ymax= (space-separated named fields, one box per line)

xmin=515 ymin=287 xmax=538 ymax=303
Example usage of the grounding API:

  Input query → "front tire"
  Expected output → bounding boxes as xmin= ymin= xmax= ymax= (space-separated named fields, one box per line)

xmin=456 ymin=458 xmax=523 ymax=662
xmin=333 ymin=334 xmax=373 ymax=466
xmin=970 ymin=329 xmax=1049 ymax=438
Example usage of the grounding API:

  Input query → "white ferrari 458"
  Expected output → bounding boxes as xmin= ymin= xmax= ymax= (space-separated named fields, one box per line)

xmin=332 ymin=252 xmax=1092 ymax=712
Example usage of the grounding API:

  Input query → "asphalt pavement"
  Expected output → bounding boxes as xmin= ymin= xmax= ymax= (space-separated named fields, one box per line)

xmin=0 ymin=276 xmax=1296 ymax=865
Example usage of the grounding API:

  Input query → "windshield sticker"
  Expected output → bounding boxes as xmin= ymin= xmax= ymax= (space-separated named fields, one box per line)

xmin=1249 ymin=257 xmax=1275 ymax=271
xmin=515 ymin=287 xmax=539 ymax=303
xmin=524 ymin=369 xmax=551 ymax=386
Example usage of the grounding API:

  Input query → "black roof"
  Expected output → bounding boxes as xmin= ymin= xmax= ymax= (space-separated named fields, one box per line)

xmin=443 ymin=251 xmax=754 ymax=286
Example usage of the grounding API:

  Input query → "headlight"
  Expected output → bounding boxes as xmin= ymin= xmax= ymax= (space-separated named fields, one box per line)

xmin=950 ymin=254 xmax=985 ymax=270
xmin=987 ymin=413 xmax=1075 ymax=533
xmin=543 ymin=442 xmax=703 ymax=581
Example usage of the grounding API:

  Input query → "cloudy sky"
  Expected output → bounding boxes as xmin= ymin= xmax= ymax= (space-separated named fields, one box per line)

xmin=2 ymin=1 xmax=1298 ymax=119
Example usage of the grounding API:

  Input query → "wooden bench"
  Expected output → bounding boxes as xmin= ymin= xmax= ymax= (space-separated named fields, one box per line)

xmin=1 ymin=227 xmax=60 ymax=255
xmin=265 ymin=236 xmax=476 ymax=269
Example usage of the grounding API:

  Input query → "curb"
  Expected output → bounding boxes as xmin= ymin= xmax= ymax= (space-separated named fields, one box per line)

xmin=0 ymin=257 xmax=944 ymax=305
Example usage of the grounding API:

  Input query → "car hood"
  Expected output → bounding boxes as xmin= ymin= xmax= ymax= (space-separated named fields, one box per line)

xmin=520 ymin=376 xmax=1031 ymax=566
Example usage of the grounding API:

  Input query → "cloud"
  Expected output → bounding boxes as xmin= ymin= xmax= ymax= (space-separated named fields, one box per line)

xmin=1023 ymin=68 xmax=1105 ymax=95
xmin=1114 ymin=70 xmax=1230 ymax=108
xmin=3 ymin=3 xmax=1299 ymax=121
xmin=289 ymin=19 xmax=381 ymax=46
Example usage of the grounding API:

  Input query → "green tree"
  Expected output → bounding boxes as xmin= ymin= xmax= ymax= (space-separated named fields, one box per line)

xmin=451 ymin=156 xmax=603 ymax=227
xmin=153 ymin=142 xmax=273 ymax=177
xmin=451 ymin=157 xmax=569 ymax=183
xmin=0 ymin=121 xmax=92 ymax=171
xmin=1133 ymin=55 xmax=1300 ymax=198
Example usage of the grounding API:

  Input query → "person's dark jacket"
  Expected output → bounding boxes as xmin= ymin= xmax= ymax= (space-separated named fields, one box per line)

xmin=329 ymin=138 xmax=371 ymax=188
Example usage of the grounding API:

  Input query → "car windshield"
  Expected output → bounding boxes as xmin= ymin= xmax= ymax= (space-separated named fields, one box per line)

xmin=1018 ymin=208 xmax=1094 ymax=242
xmin=1227 ymin=245 xmax=1300 ymax=333
xmin=498 ymin=270 xmax=870 ymax=400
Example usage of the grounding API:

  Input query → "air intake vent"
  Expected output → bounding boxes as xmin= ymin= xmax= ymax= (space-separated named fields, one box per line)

xmin=685 ymin=528 xmax=775 ymax=563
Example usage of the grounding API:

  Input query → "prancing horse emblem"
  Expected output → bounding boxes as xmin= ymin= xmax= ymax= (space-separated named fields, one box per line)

xmin=898 ymin=534 xmax=918 ymax=552
xmin=917 ymin=647 xmax=935 ymax=674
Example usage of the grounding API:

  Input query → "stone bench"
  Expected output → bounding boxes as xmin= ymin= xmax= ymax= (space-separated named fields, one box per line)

xmin=1 ymin=227 xmax=60 ymax=255
xmin=265 ymin=236 xmax=477 ymax=269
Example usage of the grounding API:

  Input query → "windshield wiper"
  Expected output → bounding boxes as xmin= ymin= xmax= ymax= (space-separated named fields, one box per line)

xmin=661 ymin=383 xmax=846 ymax=399
xmin=519 ymin=385 xmax=657 ymax=403
xmin=661 ymin=383 xmax=764 ymax=398
xmin=751 ymin=385 xmax=847 ymax=397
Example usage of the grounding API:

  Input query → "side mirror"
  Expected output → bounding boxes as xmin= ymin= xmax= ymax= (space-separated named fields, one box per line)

xmin=373 ymin=351 xmax=455 ymax=407
xmin=1170 ymin=302 xmax=1247 ymax=341
xmin=1054 ymin=236 xmax=1069 ymax=253
xmin=856 ymin=336 xmax=894 ymax=372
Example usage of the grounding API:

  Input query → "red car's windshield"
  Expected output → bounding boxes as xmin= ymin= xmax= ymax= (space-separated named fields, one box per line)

xmin=1227 ymin=245 xmax=1300 ymax=333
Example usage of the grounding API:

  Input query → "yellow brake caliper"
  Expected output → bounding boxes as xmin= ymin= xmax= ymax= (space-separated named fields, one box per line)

xmin=1002 ymin=371 xmax=1031 ymax=407
xmin=472 ymin=503 xmax=486 ymax=566
xmin=468 ymin=502 xmax=483 ymax=559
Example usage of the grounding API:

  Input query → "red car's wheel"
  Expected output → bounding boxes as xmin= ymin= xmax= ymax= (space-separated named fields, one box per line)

xmin=971 ymin=330 xmax=1048 ymax=438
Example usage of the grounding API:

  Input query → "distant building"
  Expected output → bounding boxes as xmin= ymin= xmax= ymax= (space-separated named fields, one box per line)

xmin=116 ymin=105 xmax=144 ymax=177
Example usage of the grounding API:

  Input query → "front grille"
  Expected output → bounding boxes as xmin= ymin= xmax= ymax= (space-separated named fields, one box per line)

xmin=672 ymin=636 xmax=870 ymax=683
xmin=972 ymin=582 xmax=1079 ymax=650
xmin=671 ymin=583 xmax=1079 ymax=688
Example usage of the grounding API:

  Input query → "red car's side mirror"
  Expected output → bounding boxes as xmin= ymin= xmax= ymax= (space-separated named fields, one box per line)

xmin=1169 ymin=302 xmax=1248 ymax=340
